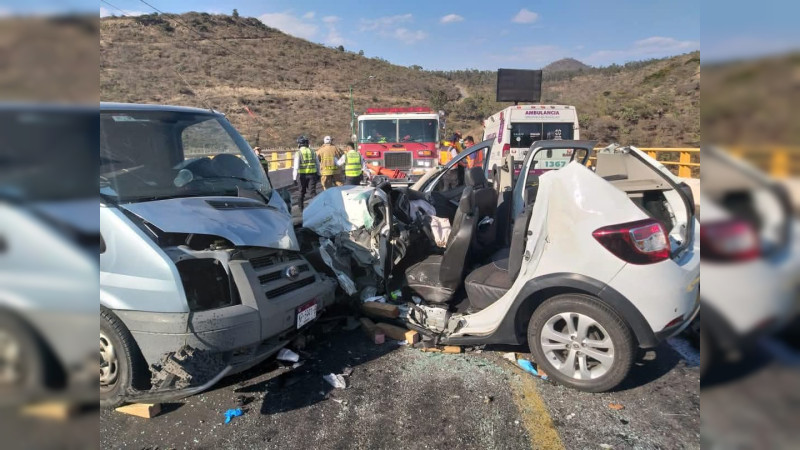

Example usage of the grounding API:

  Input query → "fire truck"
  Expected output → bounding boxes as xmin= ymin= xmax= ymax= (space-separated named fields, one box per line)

xmin=356 ymin=107 xmax=440 ymax=182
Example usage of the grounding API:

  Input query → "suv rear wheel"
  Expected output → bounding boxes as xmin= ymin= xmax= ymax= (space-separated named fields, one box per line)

xmin=528 ymin=294 xmax=635 ymax=392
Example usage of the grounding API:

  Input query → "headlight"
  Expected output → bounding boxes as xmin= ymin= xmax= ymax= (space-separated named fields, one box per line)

xmin=176 ymin=259 xmax=239 ymax=311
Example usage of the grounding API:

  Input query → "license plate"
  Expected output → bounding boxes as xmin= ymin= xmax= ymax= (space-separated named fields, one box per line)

xmin=296 ymin=300 xmax=317 ymax=329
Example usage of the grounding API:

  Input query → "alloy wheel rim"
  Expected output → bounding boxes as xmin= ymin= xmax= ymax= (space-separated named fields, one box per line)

xmin=540 ymin=312 xmax=615 ymax=380
xmin=100 ymin=332 xmax=119 ymax=390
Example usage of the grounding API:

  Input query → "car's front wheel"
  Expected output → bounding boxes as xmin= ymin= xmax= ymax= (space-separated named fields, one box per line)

xmin=100 ymin=308 xmax=144 ymax=408
xmin=528 ymin=294 xmax=635 ymax=392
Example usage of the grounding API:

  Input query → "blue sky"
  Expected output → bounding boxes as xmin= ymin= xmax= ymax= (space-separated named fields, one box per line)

xmin=18 ymin=0 xmax=796 ymax=69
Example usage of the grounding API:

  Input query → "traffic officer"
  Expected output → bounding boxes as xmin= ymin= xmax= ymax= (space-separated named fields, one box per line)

xmin=316 ymin=135 xmax=343 ymax=189
xmin=337 ymin=141 xmax=366 ymax=185
xmin=293 ymin=135 xmax=319 ymax=209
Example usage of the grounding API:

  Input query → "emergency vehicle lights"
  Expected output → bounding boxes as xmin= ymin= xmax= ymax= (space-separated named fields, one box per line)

xmin=364 ymin=107 xmax=434 ymax=114
xmin=365 ymin=151 xmax=381 ymax=158
xmin=417 ymin=150 xmax=433 ymax=157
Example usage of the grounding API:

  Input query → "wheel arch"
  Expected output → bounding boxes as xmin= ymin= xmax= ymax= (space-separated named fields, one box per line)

xmin=0 ymin=307 xmax=67 ymax=389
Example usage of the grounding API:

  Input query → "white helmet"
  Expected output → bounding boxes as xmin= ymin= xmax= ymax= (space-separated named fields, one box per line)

xmin=323 ymin=136 xmax=332 ymax=144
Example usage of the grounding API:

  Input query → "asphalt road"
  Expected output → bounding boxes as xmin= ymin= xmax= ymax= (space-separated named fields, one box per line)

xmin=99 ymin=315 xmax=701 ymax=450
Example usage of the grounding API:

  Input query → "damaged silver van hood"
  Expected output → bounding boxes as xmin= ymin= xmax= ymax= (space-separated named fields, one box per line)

xmin=121 ymin=196 xmax=299 ymax=251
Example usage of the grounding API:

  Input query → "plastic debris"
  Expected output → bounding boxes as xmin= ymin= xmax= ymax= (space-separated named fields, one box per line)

xmin=363 ymin=295 xmax=387 ymax=303
xmin=323 ymin=373 xmax=347 ymax=389
xmin=223 ymin=408 xmax=243 ymax=424
xmin=517 ymin=359 xmax=549 ymax=380
xmin=389 ymin=289 xmax=403 ymax=301
xmin=359 ymin=286 xmax=378 ymax=302
xmin=411 ymin=296 xmax=423 ymax=305
xmin=277 ymin=348 xmax=300 ymax=363
xmin=502 ymin=352 xmax=517 ymax=363
xmin=396 ymin=340 xmax=408 ymax=346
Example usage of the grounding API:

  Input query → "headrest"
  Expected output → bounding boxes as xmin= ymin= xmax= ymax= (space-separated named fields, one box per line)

xmin=458 ymin=186 xmax=474 ymax=214
xmin=465 ymin=167 xmax=487 ymax=187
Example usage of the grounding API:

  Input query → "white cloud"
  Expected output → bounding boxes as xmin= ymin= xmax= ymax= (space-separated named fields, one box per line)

xmin=100 ymin=6 xmax=145 ymax=18
xmin=322 ymin=15 xmax=340 ymax=24
xmin=440 ymin=14 xmax=464 ymax=24
xmin=490 ymin=45 xmax=563 ymax=66
xmin=302 ymin=11 xmax=315 ymax=20
xmin=512 ymin=8 xmax=539 ymax=24
xmin=359 ymin=14 xmax=426 ymax=44
xmin=359 ymin=14 xmax=413 ymax=31
xmin=259 ymin=12 xmax=319 ymax=41
xmin=584 ymin=36 xmax=699 ymax=65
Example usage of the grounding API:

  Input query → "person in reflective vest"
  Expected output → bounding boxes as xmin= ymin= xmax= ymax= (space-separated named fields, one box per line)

xmin=316 ymin=135 xmax=343 ymax=190
xmin=293 ymin=135 xmax=319 ymax=209
xmin=337 ymin=141 xmax=365 ymax=185
xmin=463 ymin=136 xmax=483 ymax=168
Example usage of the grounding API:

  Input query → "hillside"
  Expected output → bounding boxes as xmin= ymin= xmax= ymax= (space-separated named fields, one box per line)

xmin=101 ymin=12 xmax=699 ymax=148
xmin=543 ymin=58 xmax=592 ymax=73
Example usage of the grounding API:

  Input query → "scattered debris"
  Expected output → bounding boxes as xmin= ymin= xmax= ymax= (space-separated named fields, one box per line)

xmin=396 ymin=340 xmax=408 ymax=346
xmin=363 ymin=295 xmax=387 ymax=303
xmin=375 ymin=322 xmax=412 ymax=341
xmin=359 ymin=317 xmax=386 ymax=344
xmin=608 ymin=403 xmax=625 ymax=411
xmin=411 ymin=296 xmax=422 ymax=305
xmin=502 ymin=352 xmax=518 ymax=363
xmin=565 ymin=413 xmax=576 ymax=421
xmin=150 ymin=345 xmax=226 ymax=390
xmin=361 ymin=302 xmax=400 ymax=319
xmin=359 ymin=286 xmax=378 ymax=302
xmin=389 ymin=289 xmax=403 ymax=301
xmin=443 ymin=346 xmax=462 ymax=354
xmin=342 ymin=367 xmax=354 ymax=377
xmin=323 ymin=373 xmax=347 ymax=389
xmin=223 ymin=408 xmax=243 ymax=424
xmin=517 ymin=359 xmax=548 ymax=380
xmin=483 ymin=395 xmax=494 ymax=404
xmin=599 ymin=444 xmax=613 ymax=449
xmin=115 ymin=403 xmax=162 ymax=419
xmin=277 ymin=348 xmax=300 ymax=363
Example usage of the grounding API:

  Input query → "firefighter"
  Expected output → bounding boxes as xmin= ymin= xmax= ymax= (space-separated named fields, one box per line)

xmin=337 ymin=141 xmax=366 ymax=185
xmin=293 ymin=135 xmax=319 ymax=209
xmin=316 ymin=135 xmax=343 ymax=189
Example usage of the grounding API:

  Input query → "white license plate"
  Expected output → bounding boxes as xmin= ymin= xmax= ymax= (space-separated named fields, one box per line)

xmin=296 ymin=301 xmax=317 ymax=329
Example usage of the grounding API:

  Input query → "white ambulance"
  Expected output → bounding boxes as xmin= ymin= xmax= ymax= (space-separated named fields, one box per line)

xmin=482 ymin=104 xmax=579 ymax=176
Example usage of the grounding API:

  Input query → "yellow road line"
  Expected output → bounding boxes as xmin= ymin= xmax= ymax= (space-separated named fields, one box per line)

xmin=510 ymin=368 xmax=565 ymax=450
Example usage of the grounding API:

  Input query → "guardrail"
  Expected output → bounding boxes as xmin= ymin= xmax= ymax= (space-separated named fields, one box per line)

xmin=589 ymin=148 xmax=700 ymax=178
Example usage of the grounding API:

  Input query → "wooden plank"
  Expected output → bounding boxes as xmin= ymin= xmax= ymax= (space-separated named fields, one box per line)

xmin=359 ymin=318 xmax=385 ymax=344
xmin=115 ymin=403 xmax=162 ymax=419
xmin=361 ymin=302 xmax=400 ymax=319
xmin=404 ymin=329 xmax=420 ymax=344
xmin=375 ymin=322 xmax=409 ymax=341
xmin=443 ymin=346 xmax=462 ymax=354
xmin=21 ymin=402 xmax=77 ymax=421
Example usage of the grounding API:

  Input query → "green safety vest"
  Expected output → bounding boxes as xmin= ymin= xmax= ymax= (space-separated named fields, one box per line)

xmin=297 ymin=147 xmax=316 ymax=174
xmin=344 ymin=150 xmax=362 ymax=177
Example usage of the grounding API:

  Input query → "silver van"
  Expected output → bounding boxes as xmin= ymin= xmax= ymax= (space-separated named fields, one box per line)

xmin=100 ymin=103 xmax=336 ymax=407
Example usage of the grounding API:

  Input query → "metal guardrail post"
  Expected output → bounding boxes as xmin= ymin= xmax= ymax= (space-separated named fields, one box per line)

xmin=772 ymin=148 xmax=788 ymax=178
xmin=679 ymin=151 xmax=692 ymax=178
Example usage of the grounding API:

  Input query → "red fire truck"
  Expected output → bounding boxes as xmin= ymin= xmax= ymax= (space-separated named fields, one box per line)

xmin=356 ymin=107 xmax=440 ymax=182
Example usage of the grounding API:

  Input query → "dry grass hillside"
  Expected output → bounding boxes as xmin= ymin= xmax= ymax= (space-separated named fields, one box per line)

xmin=101 ymin=12 xmax=699 ymax=148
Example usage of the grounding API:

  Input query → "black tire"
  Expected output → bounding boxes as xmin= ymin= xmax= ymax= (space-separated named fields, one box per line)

xmin=100 ymin=308 xmax=144 ymax=408
xmin=528 ymin=294 xmax=635 ymax=392
xmin=699 ymin=326 xmax=712 ymax=379
xmin=0 ymin=313 xmax=45 ymax=400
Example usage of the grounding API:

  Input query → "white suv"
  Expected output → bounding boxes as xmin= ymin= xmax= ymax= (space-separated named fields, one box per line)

xmin=395 ymin=140 xmax=700 ymax=391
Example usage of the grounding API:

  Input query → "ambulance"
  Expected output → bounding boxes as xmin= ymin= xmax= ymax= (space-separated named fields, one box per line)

xmin=482 ymin=104 xmax=579 ymax=176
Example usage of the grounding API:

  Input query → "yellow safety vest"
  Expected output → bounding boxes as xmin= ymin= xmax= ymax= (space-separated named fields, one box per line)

xmin=344 ymin=150 xmax=362 ymax=177
xmin=297 ymin=147 xmax=316 ymax=174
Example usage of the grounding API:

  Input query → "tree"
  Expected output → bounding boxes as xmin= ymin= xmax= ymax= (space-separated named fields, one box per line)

xmin=337 ymin=45 xmax=345 ymax=52
xmin=232 ymin=9 xmax=239 ymax=18
xmin=358 ymin=50 xmax=364 ymax=56
xmin=428 ymin=89 xmax=449 ymax=112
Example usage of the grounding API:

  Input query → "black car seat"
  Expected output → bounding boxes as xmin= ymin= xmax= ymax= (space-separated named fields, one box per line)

xmin=405 ymin=184 xmax=478 ymax=303
xmin=464 ymin=201 xmax=535 ymax=311
xmin=466 ymin=167 xmax=498 ymax=253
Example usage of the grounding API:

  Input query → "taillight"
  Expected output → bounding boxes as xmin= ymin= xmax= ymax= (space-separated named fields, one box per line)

xmin=700 ymin=220 xmax=760 ymax=262
xmin=365 ymin=151 xmax=381 ymax=158
xmin=593 ymin=219 xmax=670 ymax=264
xmin=417 ymin=150 xmax=432 ymax=157
xmin=502 ymin=143 xmax=511 ymax=157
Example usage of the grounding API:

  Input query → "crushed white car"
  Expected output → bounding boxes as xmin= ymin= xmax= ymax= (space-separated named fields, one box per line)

xmin=304 ymin=139 xmax=700 ymax=392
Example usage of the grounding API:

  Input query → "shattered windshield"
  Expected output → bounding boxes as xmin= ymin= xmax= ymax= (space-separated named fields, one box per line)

xmin=358 ymin=119 xmax=397 ymax=143
xmin=100 ymin=110 xmax=271 ymax=203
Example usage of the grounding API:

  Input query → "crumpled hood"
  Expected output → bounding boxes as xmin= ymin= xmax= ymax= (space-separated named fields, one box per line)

xmin=121 ymin=196 xmax=299 ymax=251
